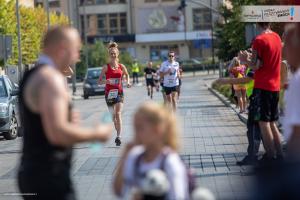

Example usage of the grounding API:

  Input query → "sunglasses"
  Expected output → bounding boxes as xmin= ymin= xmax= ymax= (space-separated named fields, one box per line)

xmin=168 ymin=55 xmax=175 ymax=58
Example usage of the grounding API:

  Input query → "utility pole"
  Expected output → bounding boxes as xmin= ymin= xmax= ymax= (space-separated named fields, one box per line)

xmin=210 ymin=0 xmax=215 ymax=74
xmin=83 ymin=0 xmax=89 ymax=70
xmin=68 ymin=0 xmax=76 ymax=94
xmin=44 ymin=0 xmax=50 ymax=28
xmin=16 ymin=0 xmax=22 ymax=81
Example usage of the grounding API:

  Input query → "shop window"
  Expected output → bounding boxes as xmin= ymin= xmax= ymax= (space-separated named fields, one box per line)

xmin=193 ymin=8 xmax=211 ymax=30
xmin=150 ymin=45 xmax=179 ymax=61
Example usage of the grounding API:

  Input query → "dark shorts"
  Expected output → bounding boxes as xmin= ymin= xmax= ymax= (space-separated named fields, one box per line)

xmin=146 ymin=79 xmax=155 ymax=87
xmin=252 ymin=89 xmax=279 ymax=122
xmin=105 ymin=92 xmax=124 ymax=107
xmin=18 ymin=168 xmax=76 ymax=200
xmin=164 ymin=86 xmax=178 ymax=95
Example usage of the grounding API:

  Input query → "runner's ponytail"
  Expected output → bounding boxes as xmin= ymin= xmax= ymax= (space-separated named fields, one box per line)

xmin=108 ymin=41 xmax=120 ymax=63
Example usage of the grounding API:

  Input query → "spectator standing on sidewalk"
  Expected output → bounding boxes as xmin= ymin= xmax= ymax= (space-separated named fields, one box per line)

xmin=114 ymin=102 xmax=188 ymax=200
xmin=229 ymin=57 xmax=247 ymax=113
xmin=17 ymin=26 xmax=112 ymax=200
xmin=216 ymin=68 xmax=261 ymax=165
xmin=239 ymin=22 xmax=283 ymax=163
xmin=132 ymin=59 xmax=140 ymax=84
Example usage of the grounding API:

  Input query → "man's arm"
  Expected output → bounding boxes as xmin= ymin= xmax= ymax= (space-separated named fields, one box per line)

xmin=25 ymin=69 xmax=112 ymax=147
xmin=238 ymin=50 xmax=261 ymax=71
xmin=280 ymin=61 xmax=288 ymax=89
xmin=215 ymin=77 xmax=252 ymax=85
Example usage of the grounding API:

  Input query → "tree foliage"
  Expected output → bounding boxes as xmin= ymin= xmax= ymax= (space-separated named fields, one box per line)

xmin=215 ymin=0 xmax=285 ymax=61
xmin=76 ymin=41 xmax=135 ymax=78
xmin=0 ymin=0 xmax=69 ymax=66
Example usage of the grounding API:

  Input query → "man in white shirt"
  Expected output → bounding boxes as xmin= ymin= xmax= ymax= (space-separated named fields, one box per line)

xmin=160 ymin=51 xmax=181 ymax=111
xmin=283 ymin=23 xmax=300 ymax=160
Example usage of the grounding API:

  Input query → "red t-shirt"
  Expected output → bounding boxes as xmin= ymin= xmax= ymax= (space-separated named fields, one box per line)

xmin=252 ymin=31 xmax=282 ymax=92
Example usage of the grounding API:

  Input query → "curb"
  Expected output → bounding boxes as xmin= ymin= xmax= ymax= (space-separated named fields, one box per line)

xmin=205 ymin=83 xmax=248 ymax=124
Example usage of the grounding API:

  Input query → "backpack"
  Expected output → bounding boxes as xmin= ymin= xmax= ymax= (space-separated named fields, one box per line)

xmin=134 ymin=149 xmax=197 ymax=196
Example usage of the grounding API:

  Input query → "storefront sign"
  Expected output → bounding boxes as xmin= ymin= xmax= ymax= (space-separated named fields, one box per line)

xmin=136 ymin=6 xmax=185 ymax=34
xmin=88 ymin=34 xmax=135 ymax=43
xmin=136 ymin=31 xmax=212 ymax=43
xmin=242 ymin=6 xmax=300 ymax=22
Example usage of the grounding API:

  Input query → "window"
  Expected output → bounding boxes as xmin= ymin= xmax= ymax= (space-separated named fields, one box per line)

xmin=109 ymin=14 xmax=118 ymax=34
xmin=95 ymin=13 xmax=127 ymax=35
xmin=193 ymin=8 xmax=211 ymax=30
xmin=145 ymin=0 xmax=158 ymax=2
xmin=120 ymin=13 xmax=127 ymax=33
xmin=150 ymin=45 xmax=179 ymax=61
xmin=97 ymin=14 xmax=107 ymax=34
xmin=80 ymin=0 xmax=126 ymax=5
xmin=108 ymin=0 xmax=126 ymax=3
xmin=49 ymin=0 xmax=60 ymax=8
xmin=0 ymin=79 xmax=8 ymax=97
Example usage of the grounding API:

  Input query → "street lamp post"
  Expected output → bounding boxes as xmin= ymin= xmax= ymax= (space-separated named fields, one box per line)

xmin=16 ymin=0 xmax=22 ymax=81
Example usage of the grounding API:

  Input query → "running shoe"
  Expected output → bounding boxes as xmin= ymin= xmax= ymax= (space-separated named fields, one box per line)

xmin=236 ymin=155 xmax=258 ymax=166
xmin=115 ymin=137 xmax=121 ymax=146
xmin=258 ymin=154 xmax=276 ymax=166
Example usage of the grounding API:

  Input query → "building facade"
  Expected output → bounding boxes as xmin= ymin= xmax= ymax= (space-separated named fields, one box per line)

xmin=35 ymin=0 xmax=224 ymax=63
xmin=132 ymin=0 xmax=222 ymax=62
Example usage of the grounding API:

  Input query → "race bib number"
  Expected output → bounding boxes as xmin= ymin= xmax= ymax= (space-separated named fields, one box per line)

xmin=107 ymin=89 xmax=119 ymax=99
xmin=108 ymin=78 xmax=120 ymax=85
xmin=168 ymin=78 xmax=175 ymax=84
xmin=146 ymin=74 xmax=153 ymax=79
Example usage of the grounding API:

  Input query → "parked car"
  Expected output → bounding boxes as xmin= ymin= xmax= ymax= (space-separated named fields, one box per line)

xmin=178 ymin=58 xmax=203 ymax=71
xmin=0 ymin=75 xmax=20 ymax=140
xmin=83 ymin=67 xmax=105 ymax=99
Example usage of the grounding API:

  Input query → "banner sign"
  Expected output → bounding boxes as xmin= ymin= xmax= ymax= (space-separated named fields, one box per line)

xmin=242 ymin=6 xmax=300 ymax=22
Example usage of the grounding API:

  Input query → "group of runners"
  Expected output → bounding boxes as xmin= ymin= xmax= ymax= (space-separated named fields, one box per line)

xmin=143 ymin=51 xmax=183 ymax=111
xmin=95 ymin=42 xmax=183 ymax=146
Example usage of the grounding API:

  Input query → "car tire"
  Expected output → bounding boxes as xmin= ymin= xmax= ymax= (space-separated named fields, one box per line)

xmin=3 ymin=114 xmax=18 ymax=140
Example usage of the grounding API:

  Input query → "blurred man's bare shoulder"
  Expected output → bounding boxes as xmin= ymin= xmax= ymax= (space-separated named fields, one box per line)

xmin=24 ymin=65 xmax=66 ymax=112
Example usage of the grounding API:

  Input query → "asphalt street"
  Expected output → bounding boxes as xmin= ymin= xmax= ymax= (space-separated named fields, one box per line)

xmin=0 ymin=74 xmax=256 ymax=200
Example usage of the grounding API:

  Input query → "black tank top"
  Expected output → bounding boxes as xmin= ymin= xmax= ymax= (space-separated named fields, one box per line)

xmin=19 ymin=64 xmax=73 ymax=173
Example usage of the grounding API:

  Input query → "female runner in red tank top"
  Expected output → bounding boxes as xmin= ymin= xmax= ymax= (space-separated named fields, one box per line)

xmin=98 ymin=42 xmax=131 ymax=146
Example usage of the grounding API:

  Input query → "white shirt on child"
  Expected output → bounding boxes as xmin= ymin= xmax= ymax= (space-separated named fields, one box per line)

xmin=123 ymin=145 xmax=188 ymax=200
xmin=284 ymin=69 xmax=300 ymax=142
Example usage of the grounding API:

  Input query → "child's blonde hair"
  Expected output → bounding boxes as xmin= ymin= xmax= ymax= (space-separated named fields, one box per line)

xmin=134 ymin=102 xmax=180 ymax=151
xmin=232 ymin=57 xmax=240 ymax=67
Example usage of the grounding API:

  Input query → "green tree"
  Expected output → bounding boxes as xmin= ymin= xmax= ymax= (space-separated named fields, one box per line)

xmin=0 ymin=0 xmax=15 ymax=66
xmin=76 ymin=41 xmax=135 ymax=78
xmin=215 ymin=0 xmax=283 ymax=61
xmin=0 ymin=0 xmax=69 ymax=66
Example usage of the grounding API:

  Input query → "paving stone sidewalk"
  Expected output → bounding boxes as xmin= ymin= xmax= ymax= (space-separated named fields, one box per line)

xmin=0 ymin=75 xmax=255 ymax=200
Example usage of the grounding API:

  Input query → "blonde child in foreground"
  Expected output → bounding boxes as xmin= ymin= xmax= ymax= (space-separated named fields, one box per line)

xmin=113 ymin=102 xmax=189 ymax=200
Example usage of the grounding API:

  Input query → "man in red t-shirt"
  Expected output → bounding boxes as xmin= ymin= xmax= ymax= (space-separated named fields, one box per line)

xmin=239 ymin=22 xmax=283 ymax=164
